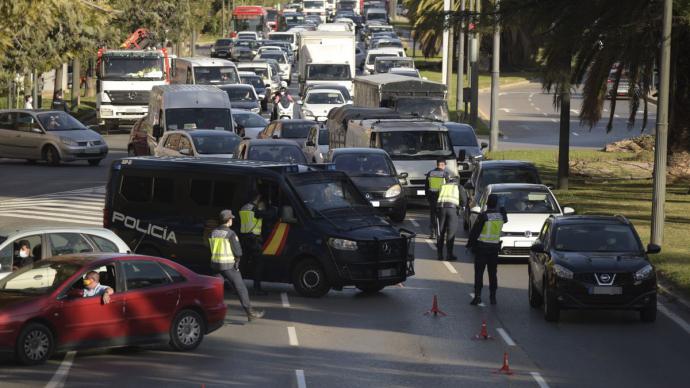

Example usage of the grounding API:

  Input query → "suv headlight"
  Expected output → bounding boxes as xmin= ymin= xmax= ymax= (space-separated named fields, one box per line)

xmin=302 ymin=109 xmax=314 ymax=117
xmin=634 ymin=264 xmax=654 ymax=281
xmin=328 ymin=238 xmax=358 ymax=251
xmin=553 ymin=264 xmax=573 ymax=279
xmin=60 ymin=137 xmax=78 ymax=146
xmin=385 ymin=184 xmax=401 ymax=198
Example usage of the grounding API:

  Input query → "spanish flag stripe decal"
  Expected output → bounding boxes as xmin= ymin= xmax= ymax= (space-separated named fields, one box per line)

xmin=262 ymin=222 xmax=290 ymax=256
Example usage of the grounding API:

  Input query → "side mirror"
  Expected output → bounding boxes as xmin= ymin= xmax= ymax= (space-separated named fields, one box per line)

xmin=562 ymin=206 xmax=575 ymax=215
xmin=152 ymin=124 xmax=163 ymax=139
xmin=470 ymin=206 xmax=481 ymax=214
xmin=457 ymin=149 xmax=467 ymax=162
xmin=265 ymin=84 xmax=271 ymax=88
xmin=31 ymin=127 xmax=44 ymax=134
xmin=480 ymin=142 xmax=488 ymax=149
xmin=281 ymin=205 xmax=298 ymax=223
xmin=398 ymin=172 xmax=409 ymax=179
xmin=530 ymin=242 xmax=545 ymax=253
xmin=179 ymin=148 xmax=191 ymax=156
xmin=646 ymin=243 xmax=661 ymax=254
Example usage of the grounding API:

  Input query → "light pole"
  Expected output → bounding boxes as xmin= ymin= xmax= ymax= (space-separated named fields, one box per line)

xmin=489 ymin=0 xmax=500 ymax=151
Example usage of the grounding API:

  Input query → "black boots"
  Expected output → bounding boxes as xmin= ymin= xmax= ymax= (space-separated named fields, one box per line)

xmin=470 ymin=293 xmax=482 ymax=305
xmin=490 ymin=291 xmax=497 ymax=305
xmin=246 ymin=308 xmax=265 ymax=321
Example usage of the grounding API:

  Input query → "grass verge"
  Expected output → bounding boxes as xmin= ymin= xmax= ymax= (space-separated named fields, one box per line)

xmin=487 ymin=149 xmax=690 ymax=298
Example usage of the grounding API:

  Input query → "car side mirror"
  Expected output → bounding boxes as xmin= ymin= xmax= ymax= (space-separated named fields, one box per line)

xmin=531 ymin=242 xmax=545 ymax=253
xmin=562 ymin=206 xmax=575 ymax=215
xmin=152 ymin=124 xmax=163 ymax=139
xmin=646 ymin=243 xmax=661 ymax=254
xmin=179 ymin=148 xmax=191 ymax=156
xmin=281 ymin=205 xmax=298 ymax=223
xmin=31 ymin=127 xmax=44 ymax=134
xmin=470 ymin=206 xmax=481 ymax=214
xmin=265 ymin=84 xmax=271 ymax=88
xmin=480 ymin=142 xmax=488 ymax=149
xmin=457 ymin=149 xmax=467 ymax=162
xmin=398 ymin=172 xmax=408 ymax=179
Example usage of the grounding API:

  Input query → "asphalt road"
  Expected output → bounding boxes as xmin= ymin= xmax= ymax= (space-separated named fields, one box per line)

xmin=1 ymin=160 xmax=690 ymax=388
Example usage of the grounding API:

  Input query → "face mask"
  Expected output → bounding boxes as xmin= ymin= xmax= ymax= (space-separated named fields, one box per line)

xmin=83 ymin=279 xmax=93 ymax=286
xmin=280 ymin=91 xmax=285 ymax=95
xmin=19 ymin=250 xmax=29 ymax=258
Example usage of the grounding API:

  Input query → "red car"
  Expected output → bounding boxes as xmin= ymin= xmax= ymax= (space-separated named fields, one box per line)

xmin=0 ymin=254 xmax=226 ymax=365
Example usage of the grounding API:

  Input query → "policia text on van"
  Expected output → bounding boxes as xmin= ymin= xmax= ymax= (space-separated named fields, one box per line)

xmin=105 ymin=158 xmax=416 ymax=297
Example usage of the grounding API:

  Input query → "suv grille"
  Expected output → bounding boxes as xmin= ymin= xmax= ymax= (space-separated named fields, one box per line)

xmin=500 ymin=247 xmax=530 ymax=256
xmin=106 ymin=90 xmax=150 ymax=105
xmin=357 ymin=239 xmax=406 ymax=260
xmin=410 ymin=179 xmax=426 ymax=185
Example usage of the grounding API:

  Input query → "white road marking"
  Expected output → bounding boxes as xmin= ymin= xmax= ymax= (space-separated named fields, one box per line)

xmin=542 ymin=113 xmax=548 ymax=117
xmin=570 ymin=109 xmax=580 ymax=115
xmin=572 ymin=132 xmax=579 ymax=136
xmin=530 ymin=372 xmax=550 ymax=388
xmin=499 ymin=108 xmax=512 ymax=113
xmin=45 ymin=351 xmax=76 ymax=388
xmin=443 ymin=261 xmax=458 ymax=274
xmin=287 ymin=326 xmax=299 ymax=346
xmin=658 ymin=303 xmax=690 ymax=335
xmin=425 ymin=238 xmax=437 ymax=250
xmin=281 ymin=292 xmax=290 ymax=308
xmin=0 ymin=186 xmax=105 ymax=226
xmin=496 ymin=328 xmax=516 ymax=346
xmin=411 ymin=219 xmax=420 ymax=227
xmin=295 ymin=369 xmax=307 ymax=388
xmin=550 ymin=118 xmax=558 ymax=123
xmin=534 ymin=107 xmax=541 ymax=111
xmin=469 ymin=293 xmax=486 ymax=307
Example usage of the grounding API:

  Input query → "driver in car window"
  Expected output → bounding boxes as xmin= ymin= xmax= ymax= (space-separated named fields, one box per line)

xmin=13 ymin=240 xmax=35 ymax=270
xmin=82 ymin=271 xmax=114 ymax=304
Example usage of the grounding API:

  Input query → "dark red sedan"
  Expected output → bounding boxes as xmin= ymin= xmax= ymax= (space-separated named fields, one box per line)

xmin=0 ymin=254 xmax=226 ymax=365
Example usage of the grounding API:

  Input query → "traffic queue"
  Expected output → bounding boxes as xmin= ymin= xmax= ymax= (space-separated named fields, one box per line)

xmin=0 ymin=0 xmax=662 ymax=367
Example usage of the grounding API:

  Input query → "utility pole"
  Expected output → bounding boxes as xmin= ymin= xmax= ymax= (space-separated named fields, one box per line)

xmin=651 ymin=0 xmax=672 ymax=246
xmin=71 ymin=58 xmax=81 ymax=111
xmin=456 ymin=0 xmax=466 ymax=117
xmin=489 ymin=0 xmax=500 ymax=151
xmin=446 ymin=27 xmax=454 ymax=88
xmin=191 ymin=29 xmax=197 ymax=57
xmin=221 ymin=0 xmax=226 ymax=36
xmin=441 ymin=0 xmax=452 ymax=86
xmin=469 ymin=0 xmax=480 ymax=127
xmin=557 ymin=87 xmax=571 ymax=190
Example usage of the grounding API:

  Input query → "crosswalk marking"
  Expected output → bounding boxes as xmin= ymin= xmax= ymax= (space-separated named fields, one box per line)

xmin=0 ymin=186 xmax=105 ymax=226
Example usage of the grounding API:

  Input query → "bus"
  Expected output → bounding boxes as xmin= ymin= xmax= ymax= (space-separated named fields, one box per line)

xmin=231 ymin=6 xmax=269 ymax=38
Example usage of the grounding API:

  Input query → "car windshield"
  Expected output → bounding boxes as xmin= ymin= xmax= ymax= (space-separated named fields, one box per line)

xmin=368 ymin=53 xmax=399 ymax=65
xmin=165 ymin=108 xmax=231 ymax=131
xmin=334 ymin=153 xmax=393 ymax=176
xmin=234 ymin=112 xmax=267 ymax=128
xmin=192 ymin=133 xmax=241 ymax=154
xmin=0 ymin=261 xmax=82 ymax=295
xmin=194 ymin=66 xmax=239 ymax=85
xmin=396 ymin=98 xmax=449 ymax=121
xmin=481 ymin=167 xmax=540 ymax=186
xmin=318 ymin=130 xmax=329 ymax=145
xmin=241 ymin=76 xmax=264 ymax=89
xmin=449 ymin=127 xmax=478 ymax=146
xmin=307 ymin=64 xmax=351 ymax=80
xmin=291 ymin=175 xmax=372 ymax=216
xmin=236 ymin=40 xmax=259 ymax=48
xmin=260 ymin=52 xmax=286 ymax=63
xmin=379 ymin=130 xmax=453 ymax=159
xmin=269 ymin=34 xmax=295 ymax=43
xmin=311 ymin=86 xmax=351 ymax=101
xmin=306 ymin=92 xmax=344 ymax=104
xmin=223 ymin=87 xmax=256 ymax=101
xmin=375 ymin=59 xmax=413 ymax=73
xmin=491 ymin=189 xmax=559 ymax=214
xmin=391 ymin=69 xmax=419 ymax=78
xmin=101 ymin=55 xmax=164 ymax=81
xmin=375 ymin=40 xmax=403 ymax=49
xmin=37 ymin=112 xmax=86 ymax=131
xmin=242 ymin=67 xmax=268 ymax=78
xmin=249 ymin=145 xmax=307 ymax=163
xmin=304 ymin=1 xmax=324 ymax=8
xmin=554 ymin=224 xmax=642 ymax=253
xmin=282 ymin=122 xmax=316 ymax=138
xmin=215 ymin=39 xmax=233 ymax=46
xmin=284 ymin=14 xmax=305 ymax=23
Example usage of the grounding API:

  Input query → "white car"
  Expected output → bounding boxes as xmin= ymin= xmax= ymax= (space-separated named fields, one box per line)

xmin=256 ymin=46 xmax=283 ymax=56
xmin=154 ymin=130 xmax=242 ymax=159
xmin=237 ymin=31 xmax=259 ymax=41
xmin=0 ymin=227 xmax=130 ymax=280
xmin=299 ymin=89 xmax=347 ymax=122
xmin=302 ymin=127 xmax=330 ymax=163
xmin=364 ymin=48 xmax=405 ymax=74
xmin=255 ymin=51 xmax=292 ymax=83
xmin=467 ymin=183 xmax=575 ymax=258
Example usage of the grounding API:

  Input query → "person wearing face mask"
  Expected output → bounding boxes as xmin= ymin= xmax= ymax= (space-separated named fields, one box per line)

xmin=24 ymin=95 xmax=34 ymax=109
xmin=82 ymin=271 xmax=114 ymax=304
xmin=13 ymin=240 xmax=35 ymax=269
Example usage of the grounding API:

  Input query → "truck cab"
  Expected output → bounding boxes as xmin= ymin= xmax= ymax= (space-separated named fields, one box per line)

xmin=302 ymin=0 xmax=328 ymax=22
xmin=172 ymin=57 xmax=240 ymax=86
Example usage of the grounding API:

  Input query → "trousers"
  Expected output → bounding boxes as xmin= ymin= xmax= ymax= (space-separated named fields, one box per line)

xmin=427 ymin=192 xmax=440 ymax=235
xmin=473 ymin=242 xmax=500 ymax=294
xmin=437 ymin=206 xmax=458 ymax=257
xmin=219 ymin=268 xmax=252 ymax=311
xmin=242 ymin=234 xmax=264 ymax=290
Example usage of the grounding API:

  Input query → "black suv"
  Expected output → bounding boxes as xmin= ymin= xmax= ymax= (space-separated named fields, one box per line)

xmin=210 ymin=38 xmax=233 ymax=58
xmin=528 ymin=215 xmax=660 ymax=322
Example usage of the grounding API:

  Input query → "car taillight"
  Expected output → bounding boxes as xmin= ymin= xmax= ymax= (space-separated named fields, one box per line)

xmin=103 ymin=208 xmax=110 ymax=228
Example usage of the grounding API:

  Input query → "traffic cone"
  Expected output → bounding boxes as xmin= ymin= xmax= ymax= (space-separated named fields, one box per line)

xmin=473 ymin=320 xmax=494 ymax=340
xmin=495 ymin=352 xmax=513 ymax=375
xmin=424 ymin=294 xmax=447 ymax=316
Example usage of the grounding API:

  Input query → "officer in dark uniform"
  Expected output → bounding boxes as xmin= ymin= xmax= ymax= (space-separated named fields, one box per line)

xmin=425 ymin=158 xmax=449 ymax=239
xmin=436 ymin=177 xmax=460 ymax=261
xmin=466 ymin=194 xmax=508 ymax=305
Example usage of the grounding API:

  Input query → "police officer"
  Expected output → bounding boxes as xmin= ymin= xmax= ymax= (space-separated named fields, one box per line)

xmin=436 ymin=177 xmax=460 ymax=261
xmin=425 ymin=158 xmax=449 ymax=239
xmin=466 ymin=194 xmax=508 ymax=305
xmin=240 ymin=194 xmax=269 ymax=296
xmin=209 ymin=210 xmax=264 ymax=321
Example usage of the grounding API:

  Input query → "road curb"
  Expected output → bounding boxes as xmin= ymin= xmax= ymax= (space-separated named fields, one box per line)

xmin=478 ymin=79 xmax=534 ymax=93
xmin=658 ymin=281 xmax=690 ymax=312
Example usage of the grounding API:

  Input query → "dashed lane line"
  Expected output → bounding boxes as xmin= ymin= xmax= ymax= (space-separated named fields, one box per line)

xmin=45 ymin=351 xmax=76 ymax=388
xmin=295 ymin=370 xmax=307 ymax=388
xmin=496 ymin=328 xmax=516 ymax=346
xmin=425 ymin=238 xmax=437 ymax=251
xmin=443 ymin=261 xmax=458 ymax=274
xmin=410 ymin=219 xmax=420 ymax=227
xmin=530 ymin=372 xmax=550 ymax=388
xmin=287 ymin=326 xmax=299 ymax=346
xmin=281 ymin=292 xmax=290 ymax=308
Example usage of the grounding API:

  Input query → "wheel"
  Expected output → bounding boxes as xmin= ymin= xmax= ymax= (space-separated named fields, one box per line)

xmin=292 ymin=259 xmax=330 ymax=297
xmin=528 ymin=269 xmax=543 ymax=308
xmin=543 ymin=279 xmax=560 ymax=322
xmin=43 ymin=145 xmax=60 ymax=166
xmin=169 ymin=310 xmax=205 ymax=351
xmin=390 ymin=205 xmax=406 ymax=223
xmin=15 ymin=323 xmax=54 ymax=365
xmin=87 ymin=159 xmax=102 ymax=166
xmin=356 ymin=284 xmax=385 ymax=293
xmin=640 ymin=294 xmax=657 ymax=322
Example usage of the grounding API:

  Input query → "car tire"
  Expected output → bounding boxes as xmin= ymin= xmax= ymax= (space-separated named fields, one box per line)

xmin=390 ymin=205 xmax=406 ymax=223
xmin=169 ymin=310 xmax=205 ymax=351
xmin=543 ymin=279 xmax=560 ymax=322
xmin=356 ymin=284 xmax=385 ymax=294
xmin=640 ymin=294 xmax=657 ymax=323
xmin=528 ymin=269 xmax=543 ymax=308
xmin=292 ymin=259 xmax=330 ymax=298
xmin=88 ymin=159 xmax=101 ymax=166
xmin=43 ymin=145 xmax=60 ymax=166
xmin=15 ymin=323 xmax=54 ymax=365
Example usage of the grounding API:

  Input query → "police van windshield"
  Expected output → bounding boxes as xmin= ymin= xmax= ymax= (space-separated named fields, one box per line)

xmin=165 ymin=108 xmax=231 ymax=131
xmin=377 ymin=131 xmax=453 ymax=160
xmin=291 ymin=176 xmax=371 ymax=216
xmin=193 ymin=66 xmax=239 ymax=85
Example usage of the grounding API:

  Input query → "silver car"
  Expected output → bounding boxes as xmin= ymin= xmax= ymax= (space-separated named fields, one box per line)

xmin=0 ymin=110 xmax=108 ymax=166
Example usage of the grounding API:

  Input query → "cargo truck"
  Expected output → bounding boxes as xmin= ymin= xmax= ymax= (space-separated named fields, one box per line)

xmin=298 ymin=31 xmax=356 ymax=97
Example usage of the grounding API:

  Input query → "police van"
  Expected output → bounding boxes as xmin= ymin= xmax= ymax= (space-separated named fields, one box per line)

xmin=105 ymin=157 xmax=415 ymax=297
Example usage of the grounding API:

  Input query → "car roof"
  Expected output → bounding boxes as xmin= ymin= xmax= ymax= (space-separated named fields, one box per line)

xmin=306 ymin=88 xmax=342 ymax=95
xmin=359 ymin=119 xmax=446 ymax=131
xmin=487 ymin=183 xmax=549 ymax=191
xmin=246 ymin=138 xmax=302 ymax=146
xmin=274 ymin=119 xmax=318 ymax=125
xmin=217 ymin=84 xmax=253 ymax=89
xmin=0 ymin=109 xmax=68 ymax=115
xmin=0 ymin=226 xmax=114 ymax=238
xmin=479 ymin=160 xmax=536 ymax=168
xmin=176 ymin=57 xmax=236 ymax=67
xmin=552 ymin=215 xmax=631 ymax=225
xmin=444 ymin=122 xmax=475 ymax=131
xmin=238 ymin=71 xmax=260 ymax=77
xmin=36 ymin=253 xmax=174 ymax=267
xmin=172 ymin=129 xmax=239 ymax=137
xmin=330 ymin=147 xmax=389 ymax=156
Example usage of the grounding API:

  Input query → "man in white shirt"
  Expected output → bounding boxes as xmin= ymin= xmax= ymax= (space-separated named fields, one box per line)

xmin=82 ymin=271 xmax=114 ymax=304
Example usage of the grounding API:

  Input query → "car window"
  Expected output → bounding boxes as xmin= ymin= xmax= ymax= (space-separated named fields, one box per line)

xmin=153 ymin=177 xmax=174 ymax=203
xmin=89 ymin=235 xmax=120 ymax=252
xmin=123 ymin=261 xmax=171 ymax=290
xmin=449 ymin=128 xmax=478 ymax=146
xmin=179 ymin=135 xmax=192 ymax=152
xmin=553 ymin=224 xmax=642 ymax=252
xmin=0 ymin=244 xmax=12 ymax=273
xmin=15 ymin=113 xmax=40 ymax=132
xmin=49 ymin=233 xmax=94 ymax=256
xmin=0 ymin=112 xmax=14 ymax=130
xmin=164 ymin=134 xmax=181 ymax=150
xmin=11 ymin=234 xmax=42 ymax=264
xmin=160 ymin=262 xmax=186 ymax=283
xmin=190 ymin=179 xmax=213 ymax=205
xmin=318 ymin=130 xmax=329 ymax=146
xmin=120 ymin=175 xmax=152 ymax=202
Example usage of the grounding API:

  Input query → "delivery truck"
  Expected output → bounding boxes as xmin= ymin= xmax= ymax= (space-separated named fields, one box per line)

xmin=298 ymin=31 xmax=356 ymax=97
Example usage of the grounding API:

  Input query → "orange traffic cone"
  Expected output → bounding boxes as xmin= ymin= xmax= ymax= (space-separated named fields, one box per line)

xmin=495 ymin=352 xmax=513 ymax=375
xmin=473 ymin=320 xmax=494 ymax=340
xmin=424 ymin=294 xmax=447 ymax=316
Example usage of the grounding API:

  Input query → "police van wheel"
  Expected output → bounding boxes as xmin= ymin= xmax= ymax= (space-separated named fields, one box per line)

xmin=170 ymin=310 xmax=205 ymax=351
xmin=356 ymin=284 xmax=385 ymax=294
xmin=293 ymin=259 xmax=330 ymax=298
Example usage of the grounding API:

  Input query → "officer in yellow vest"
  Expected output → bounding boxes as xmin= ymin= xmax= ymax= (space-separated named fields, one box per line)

xmin=436 ymin=177 xmax=460 ymax=261
xmin=240 ymin=194 xmax=271 ymax=296
xmin=466 ymin=194 xmax=508 ymax=305
xmin=425 ymin=158 xmax=450 ymax=239
xmin=209 ymin=209 xmax=264 ymax=321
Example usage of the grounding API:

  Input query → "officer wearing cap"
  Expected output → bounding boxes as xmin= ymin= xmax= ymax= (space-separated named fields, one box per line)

xmin=425 ymin=158 xmax=449 ymax=239
xmin=209 ymin=210 xmax=264 ymax=321
xmin=436 ymin=176 xmax=460 ymax=261
xmin=240 ymin=193 xmax=273 ymax=296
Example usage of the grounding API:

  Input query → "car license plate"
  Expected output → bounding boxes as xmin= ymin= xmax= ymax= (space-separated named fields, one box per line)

xmin=370 ymin=201 xmax=380 ymax=207
xmin=85 ymin=148 xmax=100 ymax=154
xmin=378 ymin=268 xmax=396 ymax=277
xmin=458 ymin=164 xmax=465 ymax=170
xmin=514 ymin=240 xmax=533 ymax=247
xmin=417 ymin=190 xmax=425 ymax=196
xmin=590 ymin=286 xmax=622 ymax=295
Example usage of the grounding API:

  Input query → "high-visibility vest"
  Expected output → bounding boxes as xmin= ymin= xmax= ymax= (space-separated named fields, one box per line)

xmin=208 ymin=236 xmax=236 ymax=264
xmin=427 ymin=170 xmax=446 ymax=192
xmin=478 ymin=213 xmax=505 ymax=244
xmin=437 ymin=183 xmax=459 ymax=206
xmin=240 ymin=203 xmax=262 ymax=235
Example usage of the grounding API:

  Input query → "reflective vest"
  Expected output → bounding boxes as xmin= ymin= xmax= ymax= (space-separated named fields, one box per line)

xmin=478 ymin=213 xmax=505 ymax=244
xmin=427 ymin=169 xmax=446 ymax=192
xmin=208 ymin=236 xmax=236 ymax=264
xmin=437 ymin=183 xmax=460 ymax=206
xmin=240 ymin=203 xmax=262 ymax=235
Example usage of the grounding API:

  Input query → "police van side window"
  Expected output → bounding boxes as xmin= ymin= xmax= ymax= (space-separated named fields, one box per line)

xmin=191 ymin=180 xmax=213 ymax=205
xmin=213 ymin=181 xmax=235 ymax=208
xmin=121 ymin=176 xmax=152 ymax=202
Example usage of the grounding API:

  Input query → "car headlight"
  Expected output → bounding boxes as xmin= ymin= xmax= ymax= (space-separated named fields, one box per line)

xmin=60 ymin=137 xmax=78 ymax=146
xmin=328 ymin=238 xmax=358 ymax=251
xmin=553 ymin=264 xmax=573 ymax=279
xmin=303 ymin=110 xmax=314 ymax=117
xmin=634 ymin=264 xmax=654 ymax=281
xmin=385 ymin=184 xmax=402 ymax=198
xmin=251 ymin=107 xmax=260 ymax=113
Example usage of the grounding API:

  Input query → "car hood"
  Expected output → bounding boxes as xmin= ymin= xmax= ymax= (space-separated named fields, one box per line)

xmin=54 ymin=129 xmax=104 ymax=143
xmin=197 ymin=153 xmax=234 ymax=158
xmin=0 ymin=292 xmax=40 ymax=312
xmin=231 ymin=101 xmax=260 ymax=110
xmin=349 ymin=175 xmax=399 ymax=193
xmin=554 ymin=252 xmax=650 ymax=272
xmin=303 ymin=103 xmax=340 ymax=116
xmin=311 ymin=214 xmax=399 ymax=239
xmin=502 ymin=213 xmax=555 ymax=234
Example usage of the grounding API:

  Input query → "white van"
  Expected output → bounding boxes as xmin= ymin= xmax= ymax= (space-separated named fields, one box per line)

xmin=365 ymin=48 xmax=406 ymax=74
xmin=172 ymin=57 xmax=240 ymax=86
xmin=268 ymin=32 xmax=298 ymax=54
xmin=237 ymin=62 xmax=281 ymax=91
